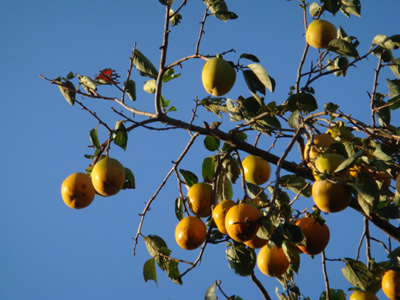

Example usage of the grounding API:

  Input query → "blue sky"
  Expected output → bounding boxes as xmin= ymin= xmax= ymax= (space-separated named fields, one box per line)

xmin=1 ymin=1 xmax=399 ymax=299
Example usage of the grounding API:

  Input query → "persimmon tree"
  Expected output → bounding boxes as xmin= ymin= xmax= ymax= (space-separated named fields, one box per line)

xmin=42 ymin=0 xmax=400 ymax=299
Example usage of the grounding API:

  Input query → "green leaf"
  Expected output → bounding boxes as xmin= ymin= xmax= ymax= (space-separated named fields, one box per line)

xmin=79 ymin=75 xmax=97 ymax=91
xmin=143 ymin=258 xmax=157 ymax=285
xmin=218 ymin=178 xmax=233 ymax=202
xmin=204 ymin=136 xmax=220 ymax=152
xmin=309 ymin=2 xmax=321 ymax=17
xmin=319 ymin=289 xmax=346 ymax=300
xmin=388 ymin=94 xmax=400 ymax=110
xmin=320 ymin=0 xmax=341 ymax=15
xmin=113 ymin=121 xmax=128 ymax=151
xmin=288 ymin=110 xmax=301 ymax=129
xmin=257 ymin=219 xmax=273 ymax=240
xmin=57 ymin=80 xmax=76 ymax=106
xmin=179 ymin=169 xmax=198 ymax=188
xmin=376 ymin=203 xmax=400 ymax=219
xmin=373 ymin=143 xmax=394 ymax=163
xmin=204 ymin=281 xmax=217 ymax=300
xmin=374 ymin=99 xmax=391 ymax=127
xmin=279 ymin=175 xmax=312 ymax=198
xmin=390 ymin=58 xmax=400 ymax=79
xmin=387 ymin=78 xmax=400 ymax=99
xmin=144 ymin=79 xmax=156 ymax=94
xmin=282 ymin=222 xmax=305 ymax=244
xmin=89 ymin=128 xmax=101 ymax=150
xmin=246 ymin=63 xmax=275 ymax=93
xmin=226 ymin=98 xmax=244 ymax=121
xmin=246 ymin=182 xmax=269 ymax=203
xmin=66 ymin=72 xmax=75 ymax=80
xmin=202 ymin=0 xmax=237 ymax=21
xmin=373 ymin=35 xmax=398 ymax=50
xmin=226 ymin=243 xmax=256 ymax=277
xmin=239 ymin=96 xmax=261 ymax=119
xmin=285 ymin=93 xmax=318 ymax=114
xmin=124 ymin=80 xmax=136 ymax=101
xmin=123 ymin=167 xmax=135 ymax=190
xmin=239 ymin=53 xmax=260 ymax=63
xmin=169 ymin=9 xmax=182 ymax=26
xmin=225 ymin=157 xmax=240 ymax=184
xmin=200 ymin=97 xmax=228 ymax=118
xmin=242 ymin=70 xmax=265 ymax=104
xmin=202 ymin=156 xmax=215 ymax=183
xmin=175 ymin=197 xmax=184 ymax=221
xmin=340 ymin=0 xmax=361 ymax=18
xmin=162 ymin=68 xmax=181 ymax=82
xmin=255 ymin=114 xmax=281 ymax=131
xmin=328 ymin=38 xmax=359 ymax=58
xmin=133 ymin=50 xmax=159 ymax=79
xmin=165 ymin=260 xmax=182 ymax=285
xmin=372 ymin=45 xmax=394 ymax=63
xmin=334 ymin=149 xmax=364 ymax=173
xmin=341 ymin=258 xmax=373 ymax=290
xmin=144 ymin=235 xmax=168 ymax=257
xmin=353 ymin=171 xmax=380 ymax=211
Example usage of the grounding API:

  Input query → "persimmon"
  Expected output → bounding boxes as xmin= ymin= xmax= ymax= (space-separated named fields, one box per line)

xmin=242 ymin=155 xmax=271 ymax=185
xmin=349 ymin=290 xmax=378 ymax=300
xmin=187 ymin=182 xmax=213 ymax=218
xmin=243 ymin=234 xmax=268 ymax=249
xmin=306 ymin=19 xmax=337 ymax=49
xmin=202 ymin=56 xmax=236 ymax=96
xmin=382 ymin=269 xmax=400 ymax=300
xmin=175 ymin=216 xmax=207 ymax=250
xmin=61 ymin=172 xmax=96 ymax=209
xmin=295 ymin=216 xmax=330 ymax=255
xmin=225 ymin=203 xmax=260 ymax=242
xmin=304 ymin=133 xmax=335 ymax=161
xmin=312 ymin=180 xmax=352 ymax=213
xmin=257 ymin=245 xmax=290 ymax=277
xmin=91 ymin=157 xmax=125 ymax=196
xmin=313 ymin=153 xmax=347 ymax=180
xmin=212 ymin=199 xmax=236 ymax=234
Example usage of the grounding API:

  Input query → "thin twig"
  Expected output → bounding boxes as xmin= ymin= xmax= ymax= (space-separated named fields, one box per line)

xmin=132 ymin=132 xmax=200 ymax=254
xmin=250 ymin=271 xmax=272 ymax=300
xmin=322 ymin=251 xmax=330 ymax=300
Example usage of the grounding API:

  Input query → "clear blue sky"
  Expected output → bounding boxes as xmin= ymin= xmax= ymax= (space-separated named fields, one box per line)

xmin=1 ymin=1 xmax=399 ymax=299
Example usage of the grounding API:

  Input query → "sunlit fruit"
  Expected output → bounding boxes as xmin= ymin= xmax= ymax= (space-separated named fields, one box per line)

xmin=225 ymin=203 xmax=261 ymax=242
xmin=314 ymin=153 xmax=347 ymax=180
xmin=295 ymin=216 xmax=330 ymax=255
xmin=187 ymin=182 xmax=213 ymax=218
xmin=257 ymin=245 xmax=290 ymax=277
xmin=242 ymin=155 xmax=271 ymax=185
xmin=306 ymin=19 xmax=337 ymax=49
xmin=61 ymin=172 xmax=96 ymax=209
xmin=243 ymin=233 xmax=268 ymax=249
xmin=202 ymin=56 xmax=236 ymax=96
xmin=304 ymin=133 xmax=335 ymax=161
xmin=349 ymin=290 xmax=379 ymax=300
xmin=312 ymin=180 xmax=352 ymax=213
xmin=175 ymin=216 xmax=207 ymax=250
xmin=382 ymin=269 xmax=400 ymax=300
xmin=212 ymin=199 xmax=236 ymax=234
xmin=91 ymin=157 xmax=125 ymax=196
xmin=397 ymin=174 xmax=400 ymax=194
